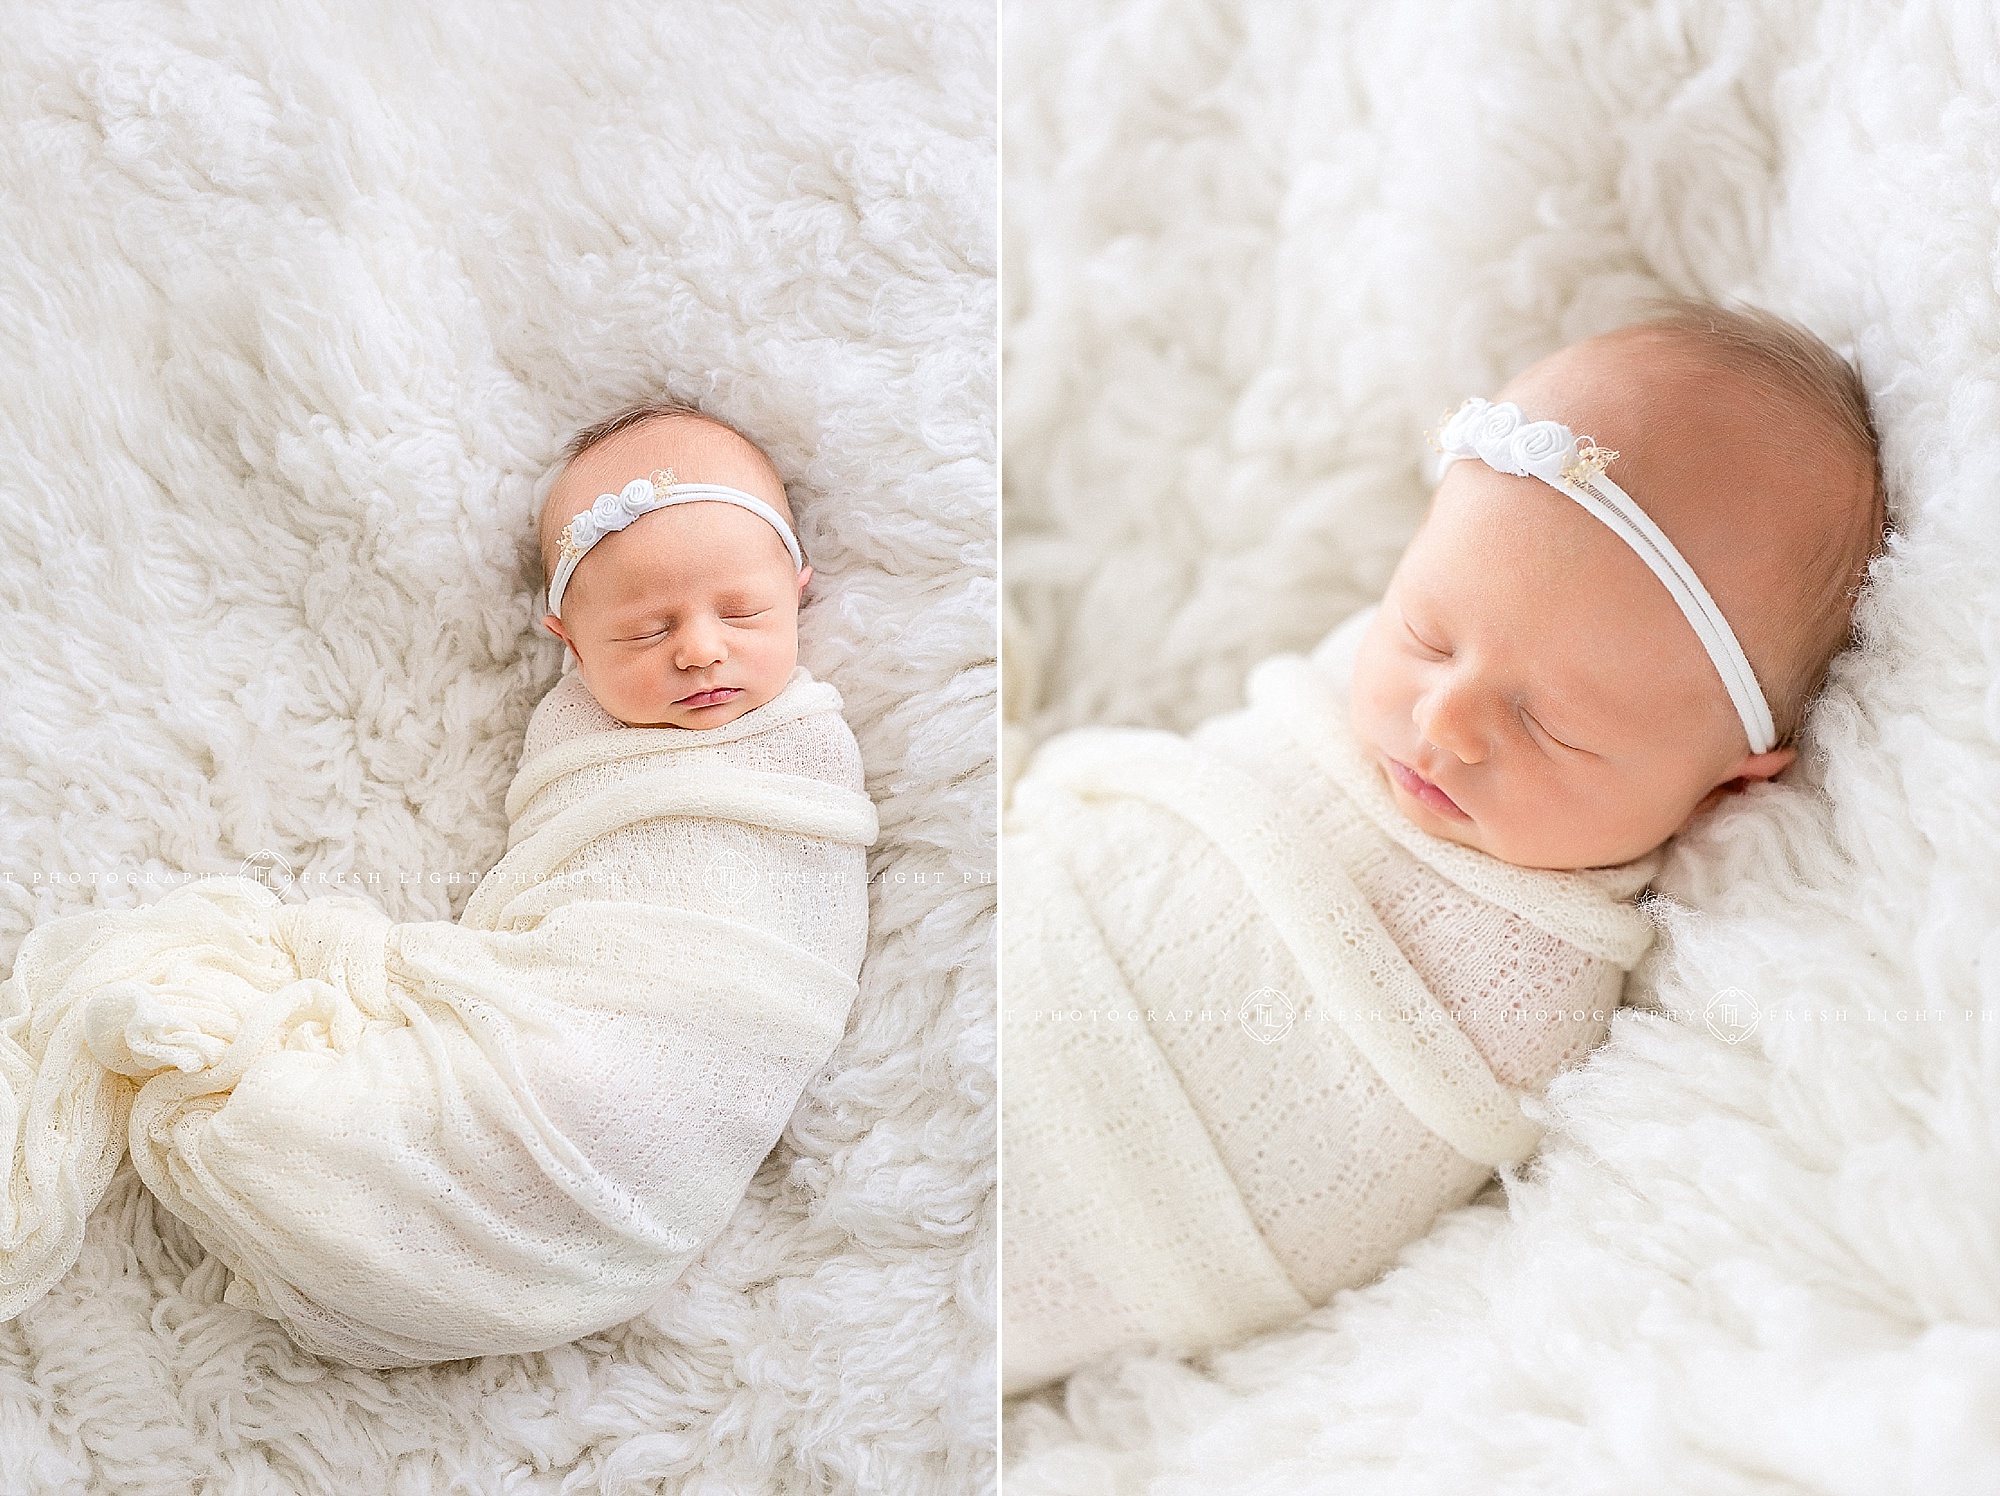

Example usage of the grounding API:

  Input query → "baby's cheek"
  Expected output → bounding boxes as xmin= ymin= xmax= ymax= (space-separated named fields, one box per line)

xmin=1344 ymin=650 xmax=1398 ymax=747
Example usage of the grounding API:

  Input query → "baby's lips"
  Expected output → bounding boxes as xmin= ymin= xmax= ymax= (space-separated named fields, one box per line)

xmin=1388 ymin=757 xmax=1471 ymax=820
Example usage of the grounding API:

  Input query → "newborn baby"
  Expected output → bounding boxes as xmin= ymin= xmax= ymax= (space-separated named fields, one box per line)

xmin=0 ymin=401 xmax=876 ymax=1367
xmin=1002 ymin=302 xmax=1886 ymax=1393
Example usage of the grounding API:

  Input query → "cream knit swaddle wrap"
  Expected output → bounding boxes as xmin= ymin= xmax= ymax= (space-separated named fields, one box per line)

xmin=1002 ymin=607 xmax=1658 ymax=1394
xmin=0 ymin=665 xmax=875 ymax=1367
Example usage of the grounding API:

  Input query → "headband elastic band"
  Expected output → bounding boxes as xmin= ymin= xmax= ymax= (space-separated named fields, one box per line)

xmin=1433 ymin=398 xmax=1776 ymax=755
xmin=545 ymin=468 xmax=804 ymax=620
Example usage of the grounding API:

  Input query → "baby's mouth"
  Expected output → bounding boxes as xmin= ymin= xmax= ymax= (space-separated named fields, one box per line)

xmin=1386 ymin=758 xmax=1470 ymax=821
xmin=676 ymin=687 xmax=741 ymax=709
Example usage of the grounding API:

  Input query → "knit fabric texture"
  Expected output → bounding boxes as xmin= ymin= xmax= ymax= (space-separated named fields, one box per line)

xmin=1000 ymin=606 xmax=1658 ymax=1394
xmin=0 ymin=665 xmax=875 ymax=1367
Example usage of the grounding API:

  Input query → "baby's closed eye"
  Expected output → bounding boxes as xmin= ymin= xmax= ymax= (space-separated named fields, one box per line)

xmin=1521 ymin=707 xmax=1587 ymax=756
xmin=625 ymin=607 xmax=772 ymax=641
xmin=1405 ymin=620 xmax=1449 ymax=656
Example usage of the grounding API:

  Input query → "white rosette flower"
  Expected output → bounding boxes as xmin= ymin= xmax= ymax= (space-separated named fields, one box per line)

xmin=1506 ymin=419 xmax=1574 ymax=482
xmin=567 ymin=512 xmax=601 ymax=549
xmin=589 ymin=491 xmax=625 ymax=532
xmin=1468 ymin=400 xmax=1524 ymax=455
xmin=1440 ymin=399 xmax=1515 ymax=455
xmin=615 ymin=477 xmax=654 ymax=519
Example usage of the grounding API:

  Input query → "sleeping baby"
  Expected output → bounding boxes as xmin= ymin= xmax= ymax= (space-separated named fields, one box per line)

xmin=0 ymin=401 xmax=876 ymax=1367
xmin=1002 ymin=301 xmax=1887 ymax=1393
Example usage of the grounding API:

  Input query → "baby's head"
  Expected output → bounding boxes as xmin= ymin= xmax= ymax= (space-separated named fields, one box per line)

xmin=1348 ymin=301 xmax=1887 ymax=871
xmin=539 ymin=399 xmax=811 ymax=730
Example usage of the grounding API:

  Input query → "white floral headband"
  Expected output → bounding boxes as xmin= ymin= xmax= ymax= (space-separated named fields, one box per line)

xmin=545 ymin=467 xmax=805 ymax=620
xmin=1432 ymin=398 xmax=1776 ymax=754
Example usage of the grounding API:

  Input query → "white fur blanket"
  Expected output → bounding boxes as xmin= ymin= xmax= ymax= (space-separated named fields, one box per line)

xmin=0 ymin=667 xmax=874 ymax=1368
xmin=1005 ymin=0 xmax=2000 ymax=1488
xmin=0 ymin=0 xmax=993 ymax=1489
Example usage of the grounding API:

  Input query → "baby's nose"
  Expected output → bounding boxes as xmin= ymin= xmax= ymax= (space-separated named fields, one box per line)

xmin=1413 ymin=683 xmax=1489 ymax=765
xmin=673 ymin=616 xmax=727 ymax=670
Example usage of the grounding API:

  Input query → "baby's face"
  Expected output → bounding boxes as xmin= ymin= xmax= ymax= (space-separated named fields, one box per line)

xmin=542 ymin=417 xmax=810 ymax=730
xmin=1347 ymin=337 xmax=1799 ymax=870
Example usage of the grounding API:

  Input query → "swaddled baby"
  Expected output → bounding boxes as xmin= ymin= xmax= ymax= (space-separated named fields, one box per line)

xmin=0 ymin=401 xmax=875 ymax=1366
xmin=1003 ymin=302 xmax=1887 ymax=1393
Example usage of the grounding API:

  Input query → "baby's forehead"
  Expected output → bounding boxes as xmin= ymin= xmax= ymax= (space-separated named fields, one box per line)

xmin=1494 ymin=326 xmax=1672 ymax=434
xmin=1488 ymin=341 xmax=1829 ymax=573
xmin=1409 ymin=468 xmax=1717 ymax=713
xmin=539 ymin=413 xmax=794 ymax=579
xmin=589 ymin=501 xmax=796 ymax=593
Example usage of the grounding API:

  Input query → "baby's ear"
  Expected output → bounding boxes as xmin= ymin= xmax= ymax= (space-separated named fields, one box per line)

xmin=1738 ymin=743 xmax=1798 ymax=784
xmin=1693 ymin=743 xmax=1799 ymax=817
xmin=796 ymin=565 xmax=813 ymax=600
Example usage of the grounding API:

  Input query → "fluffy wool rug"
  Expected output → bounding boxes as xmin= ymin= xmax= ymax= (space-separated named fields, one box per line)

xmin=0 ymin=1 xmax=993 ymax=1491
xmin=1003 ymin=0 xmax=2000 ymax=1490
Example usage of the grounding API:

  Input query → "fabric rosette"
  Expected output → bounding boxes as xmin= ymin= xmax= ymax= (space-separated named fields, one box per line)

xmin=1439 ymin=398 xmax=1579 ymax=483
xmin=1468 ymin=401 xmax=1522 ymax=450
xmin=569 ymin=478 xmax=659 ymax=550
xmin=598 ymin=479 xmax=656 ymax=530
xmin=615 ymin=477 xmax=656 ymax=518
xmin=1505 ymin=419 xmax=1573 ymax=481
xmin=1440 ymin=398 xmax=1518 ymax=455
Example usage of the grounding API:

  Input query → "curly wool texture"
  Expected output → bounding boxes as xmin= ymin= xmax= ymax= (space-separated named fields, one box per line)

xmin=1002 ymin=607 xmax=1656 ymax=1394
xmin=0 ymin=668 xmax=874 ymax=1367
xmin=1004 ymin=0 xmax=1998 ymax=1490
xmin=0 ymin=0 xmax=991 ymax=1485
